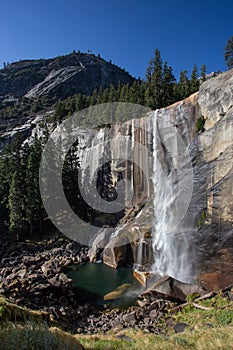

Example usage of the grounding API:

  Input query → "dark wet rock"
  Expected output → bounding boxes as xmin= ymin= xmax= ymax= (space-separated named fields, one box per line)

xmin=204 ymin=323 xmax=214 ymax=328
xmin=122 ymin=311 xmax=136 ymax=323
xmin=116 ymin=334 xmax=133 ymax=342
xmin=173 ymin=322 xmax=190 ymax=333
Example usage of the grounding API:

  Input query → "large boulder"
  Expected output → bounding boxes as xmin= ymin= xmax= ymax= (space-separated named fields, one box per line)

xmin=139 ymin=276 xmax=204 ymax=302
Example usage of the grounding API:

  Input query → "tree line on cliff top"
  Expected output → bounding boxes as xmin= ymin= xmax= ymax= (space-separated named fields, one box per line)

xmin=52 ymin=48 xmax=206 ymax=123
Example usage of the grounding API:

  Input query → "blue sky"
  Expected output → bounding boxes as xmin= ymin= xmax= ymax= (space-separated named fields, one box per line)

xmin=0 ymin=0 xmax=232 ymax=79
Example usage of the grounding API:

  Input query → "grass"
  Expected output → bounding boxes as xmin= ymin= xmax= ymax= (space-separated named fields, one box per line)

xmin=78 ymin=327 xmax=233 ymax=350
xmin=78 ymin=291 xmax=233 ymax=349
xmin=171 ymin=291 xmax=233 ymax=328
xmin=0 ymin=292 xmax=232 ymax=349
xmin=0 ymin=295 xmax=49 ymax=323
xmin=0 ymin=323 xmax=84 ymax=350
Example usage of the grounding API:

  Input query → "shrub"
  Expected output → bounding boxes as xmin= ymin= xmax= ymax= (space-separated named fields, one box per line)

xmin=196 ymin=116 xmax=205 ymax=132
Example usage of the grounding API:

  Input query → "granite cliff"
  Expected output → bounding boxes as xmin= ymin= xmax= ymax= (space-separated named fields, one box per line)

xmin=80 ymin=69 xmax=233 ymax=289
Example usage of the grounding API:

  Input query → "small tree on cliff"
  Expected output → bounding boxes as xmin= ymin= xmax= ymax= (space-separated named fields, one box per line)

xmin=190 ymin=64 xmax=199 ymax=93
xmin=224 ymin=36 xmax=233 ymax=69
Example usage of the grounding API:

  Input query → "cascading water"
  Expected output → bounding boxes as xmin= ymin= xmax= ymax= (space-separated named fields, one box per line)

xmin=152 ymin=110 xmax=194 ymax=283
xmin=135 ymin=237 xmax=144 ymax=270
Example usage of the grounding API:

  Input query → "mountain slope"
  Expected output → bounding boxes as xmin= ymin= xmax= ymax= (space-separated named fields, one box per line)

xmin=0 ymin=52 xmax=134 ymax=100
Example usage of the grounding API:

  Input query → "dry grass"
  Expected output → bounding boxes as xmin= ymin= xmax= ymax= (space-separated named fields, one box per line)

xmin=0 ymin=323 xmax=84 ymax=350
xmin=78 ymin=326 xmax=233 ymax=350
xmin=0 ymin=292 xmax=232 ymax=349
xmin=78 ymin=291 xmax=233 ymax=350
xmin=0 ymin=295 xmax=49 ymax=322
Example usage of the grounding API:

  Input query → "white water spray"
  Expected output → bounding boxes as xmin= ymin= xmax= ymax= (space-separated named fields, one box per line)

xmin=152 ymin=110 xmax=194 ymax=283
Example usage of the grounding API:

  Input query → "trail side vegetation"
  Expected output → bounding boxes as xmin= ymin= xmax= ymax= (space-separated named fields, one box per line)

xmin=0 ymin=290 xmax=232 ymax=349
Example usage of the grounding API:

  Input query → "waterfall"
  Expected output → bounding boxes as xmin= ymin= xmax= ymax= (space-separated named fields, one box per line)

xmin=152 ymin=110 xmax=194 ymax=283
xmin=135 ymin=237 xmax=144 ymax=270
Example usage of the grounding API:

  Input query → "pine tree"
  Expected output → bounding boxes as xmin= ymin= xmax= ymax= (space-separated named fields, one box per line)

xmin=97 ymin=87 xmax=104 ymax=104
xmin=177 ymin=70 xmax=190 ymax=99
xmin=8 ymin=170 xmax=25 ymax=233
xmin=190 ymin=64 xmax=199 ymax=93
xmin=0 ymin=147 xmax=11 ymax=226
xmin=200 ymin=64 xmax=207 ymax=82
xmin=25 ymin=136 xmax=43 ymax=234
xmin=119 ymin=84 xmax=130 ymax=102
xmin=144 ymin=84 xmax=155 ymax=109
xmin=161 ymin=62 xmax=176 ymax=106
xmin=145 ymin=58 xmax=153 ymax=83
xmin=108 ymin=84 xmax=116 ymax=102
xmin=224 ymin=36 xmax=233 ymax=69
xmin=101 ymin=88 xmax=110 ymax=103
xmin=151 ymin=48 xmax=163 ymax=109
xmin=55 ymin=101 xmax=67 ymax=122
xmin=75 ymin=93 xmax=88 ymax=111
xmin=89 ymin=88 xmax=98 ymax=106
xmin=0 ymin=134 xmax=25 ymax=231
xmin=62 ymin=142 xmax=80 ymax=212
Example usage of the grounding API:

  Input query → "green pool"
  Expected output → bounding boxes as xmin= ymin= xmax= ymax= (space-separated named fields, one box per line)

xmin=65 ymin=262 xmax=144 ymax=308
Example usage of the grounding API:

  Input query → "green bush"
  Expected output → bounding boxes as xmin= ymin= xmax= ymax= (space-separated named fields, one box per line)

xmin=196 ymin=116 xmax=205 ymax=132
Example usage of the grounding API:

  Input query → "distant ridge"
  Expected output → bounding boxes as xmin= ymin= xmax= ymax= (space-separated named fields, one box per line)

xmin=0 ymin=52 xmax=134 ymax=101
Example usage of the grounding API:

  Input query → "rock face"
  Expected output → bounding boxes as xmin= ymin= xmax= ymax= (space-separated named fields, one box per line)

xmin=83 ymin=69 xmax=233 ymax=288
xmin=0 ymin=52 xmax=134 ymax=100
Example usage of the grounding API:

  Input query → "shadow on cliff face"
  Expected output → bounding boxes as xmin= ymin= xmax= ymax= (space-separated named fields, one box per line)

xmin=196 ymin=222 xmax=233 ymax=290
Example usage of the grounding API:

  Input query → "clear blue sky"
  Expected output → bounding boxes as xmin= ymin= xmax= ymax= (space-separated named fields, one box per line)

xmin=1 ymin=0 xmax=232 ymax=79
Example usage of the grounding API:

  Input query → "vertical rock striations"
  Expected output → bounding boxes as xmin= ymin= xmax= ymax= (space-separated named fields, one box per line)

xmin=84 ymin=70 xmax=233 ymax=288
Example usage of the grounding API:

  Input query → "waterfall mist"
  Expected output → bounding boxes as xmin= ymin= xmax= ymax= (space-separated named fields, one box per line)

xmin=152 ymin=110 xmax=195 ymax=283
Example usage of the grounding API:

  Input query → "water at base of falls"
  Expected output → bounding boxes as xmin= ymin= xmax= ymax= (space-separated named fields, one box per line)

xmin=65 ymin=263 xmax=144 ymax=309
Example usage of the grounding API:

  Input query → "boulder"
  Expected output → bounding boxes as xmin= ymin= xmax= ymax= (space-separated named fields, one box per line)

xmin=103 ymin=283 xmax=131 ymax=300
xmin=122 ymin=311 xmax=136 ymax=323
xmin=174 ymin=322 xmax=190 ymax=333
xmin=140 ymin=276 xmax=204 ymax=302
xmin=48 ymin=273 xmax=72 ymax=288
xmin=41 ymin=259 xmax=61 ymax=277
